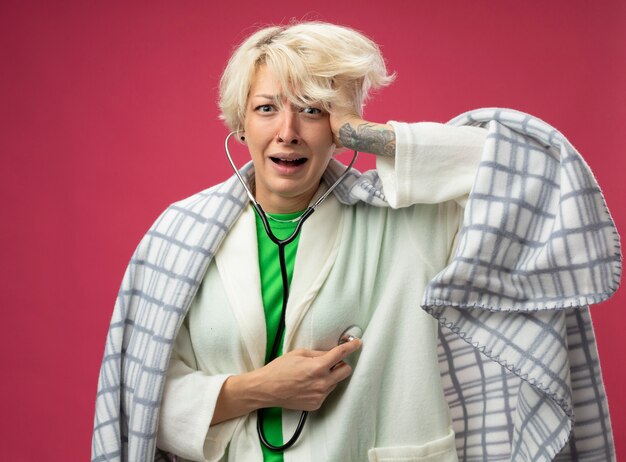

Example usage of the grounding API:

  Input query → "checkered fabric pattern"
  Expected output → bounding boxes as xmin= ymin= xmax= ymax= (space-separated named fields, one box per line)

xmin=92 ymin=108 xmax=620 ymax=461
xmin=91 ymin=172 xmax=250 ymax=461
xmin=425 ymin=108 xmax=621 ymax=461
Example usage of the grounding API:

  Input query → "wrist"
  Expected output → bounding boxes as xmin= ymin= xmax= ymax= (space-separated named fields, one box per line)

xmin=218 ymin=371 xmax=263 ymax=418
xmin=338 ymin=120 xmax=396 ymax=156
xmin=337 ymin=118 xmax=363 ymax=149
xmin=231 ymin=369 xmax=273 ymax=410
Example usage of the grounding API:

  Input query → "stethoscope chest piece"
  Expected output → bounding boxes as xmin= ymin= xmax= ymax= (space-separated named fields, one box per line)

xmin=338 ymin=325 xmax=363 ymax=345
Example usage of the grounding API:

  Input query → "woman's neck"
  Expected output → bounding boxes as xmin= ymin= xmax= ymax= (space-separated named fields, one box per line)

xmin=256 ymin=193 xmax=311 ymax=214
xmin=252 ymin=180 xmax=319 ymax=214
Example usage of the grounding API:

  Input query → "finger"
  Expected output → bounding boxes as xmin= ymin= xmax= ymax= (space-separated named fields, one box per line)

xmin=322 ymin=338 xmax=362 ymax=367
xmin=329 ymin=359 xmax=343 ymax=372
xmin=329 ymin=361 xmax=353 ymax=382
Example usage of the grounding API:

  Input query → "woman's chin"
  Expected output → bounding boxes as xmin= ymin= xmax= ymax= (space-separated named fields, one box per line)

xmin=255 ymin=182 xmax=320 ymax=212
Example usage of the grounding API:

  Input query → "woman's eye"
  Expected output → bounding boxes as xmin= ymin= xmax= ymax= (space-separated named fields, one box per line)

xmin=255 ymin=105 xmax=274 ymax=113
xmin=301 ymin=107 xmax=322 ymax=115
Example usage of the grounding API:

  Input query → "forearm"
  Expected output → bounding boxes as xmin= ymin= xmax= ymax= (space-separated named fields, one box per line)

xmin=377 ymin=121 xmax=487 ymax=208
xmin=338 ymin=119 xmax=396 ymax=157
xmin=211 ymin=371 xmax=266 ymax=425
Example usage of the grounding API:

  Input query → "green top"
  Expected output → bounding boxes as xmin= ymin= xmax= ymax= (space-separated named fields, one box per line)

xmin=254 ymin=207 xmax=304 ymax=462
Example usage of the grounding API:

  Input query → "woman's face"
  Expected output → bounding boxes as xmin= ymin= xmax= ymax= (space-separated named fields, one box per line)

xmin=243 ymin=65 xmax=335 ymax=213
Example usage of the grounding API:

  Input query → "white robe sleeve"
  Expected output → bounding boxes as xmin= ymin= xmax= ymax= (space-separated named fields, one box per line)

xmin=377 ymin=121 xmax=487 ymax=265
xmin=377 ymin=121 xmax=487 ymax=208
xmin=157 ymin=318 xmax=239 ymax=462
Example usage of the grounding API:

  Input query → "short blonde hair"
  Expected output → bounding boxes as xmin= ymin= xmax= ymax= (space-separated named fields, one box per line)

xmin=219 ymin=21 xmax=395 ymax=132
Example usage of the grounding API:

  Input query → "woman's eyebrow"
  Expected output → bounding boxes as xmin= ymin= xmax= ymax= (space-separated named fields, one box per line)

xmin=253 ymin=94 xmax=280 ymax=100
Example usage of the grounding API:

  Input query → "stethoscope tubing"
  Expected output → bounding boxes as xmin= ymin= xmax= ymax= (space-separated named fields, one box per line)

xmin=224 ymin=130 xmax=358 ymax=451
xmin=224 ymin=130 xmax=358 ymax=244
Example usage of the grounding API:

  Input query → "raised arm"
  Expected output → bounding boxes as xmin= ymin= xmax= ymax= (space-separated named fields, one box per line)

xmin=331 ymin=107 xmax=488 ymax=208
xmin=331 ymin=110 xmax=396 ymax=157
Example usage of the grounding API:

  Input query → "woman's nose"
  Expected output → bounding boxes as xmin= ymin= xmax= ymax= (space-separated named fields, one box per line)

xmin=277 ymin=110 xmax=301 ymax=144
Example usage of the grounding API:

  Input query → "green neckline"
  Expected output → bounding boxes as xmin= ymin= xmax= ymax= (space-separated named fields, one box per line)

xmin=261 ymin=209 xmax=306 ymax=230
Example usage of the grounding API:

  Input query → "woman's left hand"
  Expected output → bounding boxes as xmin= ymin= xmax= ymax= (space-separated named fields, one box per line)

xmin=329 ymin=107 xmax=362 ymax=150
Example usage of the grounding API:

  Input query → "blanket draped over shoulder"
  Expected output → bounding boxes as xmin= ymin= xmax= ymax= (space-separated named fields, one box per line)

xmin=91 ymin=109 xmax=621 ymax=461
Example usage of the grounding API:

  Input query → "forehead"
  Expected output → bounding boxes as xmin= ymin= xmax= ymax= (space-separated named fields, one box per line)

xmin=248 ymin=64 xmax=314 ymax=107
xmin=249 ymin=65 xmax=282 ymax=98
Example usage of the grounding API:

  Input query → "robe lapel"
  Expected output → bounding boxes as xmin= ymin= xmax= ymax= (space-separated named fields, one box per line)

xmin=214 ymin=184 xmax=344 ymax=364
xmin=283 ymin=189 xmax=344 ymax=351
xmin=214 ymin=205 xmax=267 ymax=370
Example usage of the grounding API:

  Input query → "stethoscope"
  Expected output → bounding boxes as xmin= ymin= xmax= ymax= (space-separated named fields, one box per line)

xmin=224 ymin=131 xmax=363 ymax=451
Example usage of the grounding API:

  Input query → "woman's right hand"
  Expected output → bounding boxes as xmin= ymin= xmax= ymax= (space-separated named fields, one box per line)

xmin=211 ymin=339 xmax=362 ymax=425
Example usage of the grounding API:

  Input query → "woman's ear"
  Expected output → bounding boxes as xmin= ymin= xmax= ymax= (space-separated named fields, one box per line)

xmin=239 ymin=133 xmax=246 ymax=144
xmin=332 ymin=144 xmax=344 ymax=157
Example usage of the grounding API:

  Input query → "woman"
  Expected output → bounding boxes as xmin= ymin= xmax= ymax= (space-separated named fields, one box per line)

xmin=92 ymin=21 xmax=619 ymax=462
xmin=155 ymin=22 xmax=484 ymax=462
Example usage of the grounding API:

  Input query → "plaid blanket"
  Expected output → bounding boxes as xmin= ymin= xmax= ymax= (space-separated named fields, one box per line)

xmin=92 ymin=108 xmax=621 ymax=461
xmin=428 ymin=108 xmax=621 ymax=461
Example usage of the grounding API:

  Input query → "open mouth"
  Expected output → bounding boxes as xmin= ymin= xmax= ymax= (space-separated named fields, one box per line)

xmin=270 ymin=157 xmax=308 ymax=166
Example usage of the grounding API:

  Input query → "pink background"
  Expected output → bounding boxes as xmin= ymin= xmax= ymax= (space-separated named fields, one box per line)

xmin=1 ymin=1 xmax=624 ymax=459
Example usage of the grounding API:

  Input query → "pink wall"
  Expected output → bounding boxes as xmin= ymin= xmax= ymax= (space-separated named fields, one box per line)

xmin=1 ymin=1 xmax=624 ymax=459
